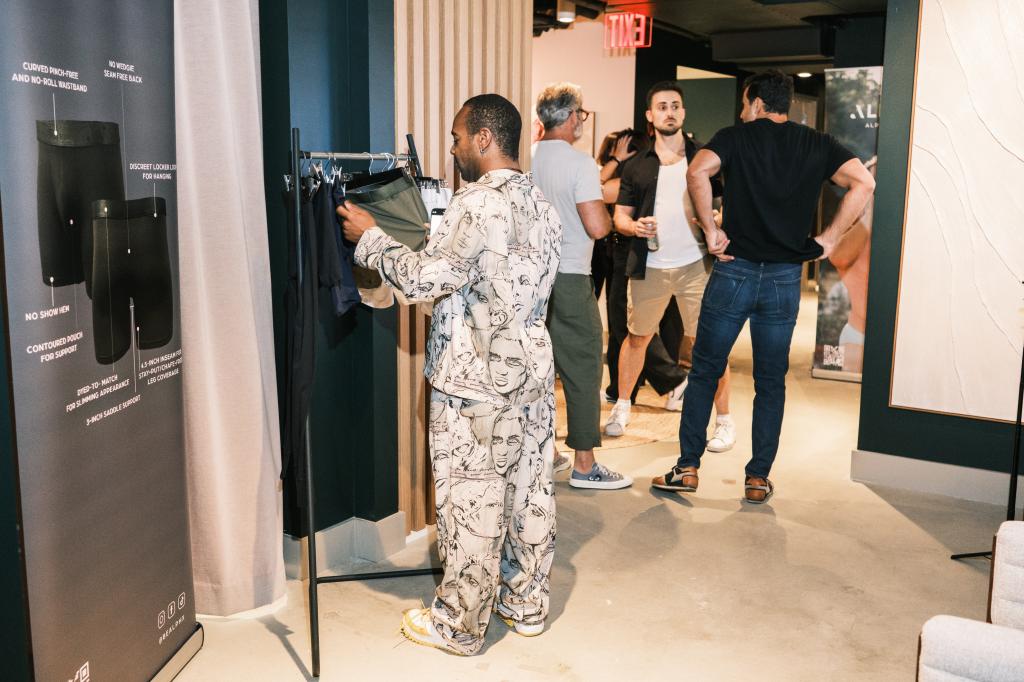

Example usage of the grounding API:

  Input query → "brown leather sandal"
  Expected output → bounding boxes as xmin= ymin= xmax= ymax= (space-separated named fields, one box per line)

xmin=744 ymin=476 xmax=774 ymax=504
xmin=651 ymin=466 xmax=698 ymax=493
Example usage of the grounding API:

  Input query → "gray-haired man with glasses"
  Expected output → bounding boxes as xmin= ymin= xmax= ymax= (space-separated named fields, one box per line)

xmin=532 ymin=82 xmax=632 ymax=490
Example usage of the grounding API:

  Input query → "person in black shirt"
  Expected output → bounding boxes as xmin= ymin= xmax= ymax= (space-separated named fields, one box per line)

xmin=606 ymin=83 xmax=735 ymax=445
xmin=651 ymin=69 xmax=876 ymax=504
xmin=595 ymin=128 xmax=689 ymax=409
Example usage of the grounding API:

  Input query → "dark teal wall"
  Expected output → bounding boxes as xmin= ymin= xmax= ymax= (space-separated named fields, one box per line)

xmin=634 ymin=27 xmax=748 ymax=135
xmin=858 ymin=0 xmax=1012 ymax=472
xmin=834 ymin=16 xmax=886 ymax=69
xmin=679 ymin=77 xmax=737 ymax=144
xmin=261 ymin=0 xmax=399 ymax=535
xmin=635 ymin=18 xmax=886 ymax=141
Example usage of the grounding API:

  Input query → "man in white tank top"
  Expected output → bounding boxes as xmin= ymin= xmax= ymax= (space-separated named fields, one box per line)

xmin=605 ymin=83 xmax=734 ymax=453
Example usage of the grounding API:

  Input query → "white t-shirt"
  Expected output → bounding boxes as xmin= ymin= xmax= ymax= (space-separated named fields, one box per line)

xmin=648 ymin=157 xmax=702 ymax=269
xmin=531 ymin=139 xmax=603 ymax=275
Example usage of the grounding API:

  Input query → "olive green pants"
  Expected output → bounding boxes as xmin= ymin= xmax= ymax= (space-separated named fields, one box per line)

xmin=546 ymin=272 xmax=603 ymax=451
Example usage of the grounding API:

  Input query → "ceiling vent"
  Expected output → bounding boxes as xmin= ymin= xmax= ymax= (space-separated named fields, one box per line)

xmin=711 ymin=25 xmax=833 ymax=63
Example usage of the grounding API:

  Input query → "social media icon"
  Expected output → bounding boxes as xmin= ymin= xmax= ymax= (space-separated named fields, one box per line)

xmin=158 ymin=610 xmax=166 ymax=628
xmin=178 ymin=592 xmax=186 ymax=609
xmin=168 ymin=601 xmax=176 ymax=619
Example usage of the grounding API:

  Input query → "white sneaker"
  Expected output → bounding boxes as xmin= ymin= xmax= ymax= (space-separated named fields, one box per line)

xmin=552 ymin=453 xmax=571 ymax=473
xmin=706 ymin=420 xmax=736 ymax=453
xmin=495 ymin=605 xmax=545 ymax=637
xmin=400 ymin=608 xmax=465 ymax=656
xmin=604 ymin=400 xmax=631 ymax=437
xmin=664 ymin=378 xmax=688 ymax=411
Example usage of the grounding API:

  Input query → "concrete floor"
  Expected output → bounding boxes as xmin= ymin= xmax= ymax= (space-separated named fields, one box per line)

xmin=176 ymin=294 xmax=1004 ymax=681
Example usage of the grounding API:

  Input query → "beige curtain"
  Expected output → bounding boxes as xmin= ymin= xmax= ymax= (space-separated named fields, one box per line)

xmin=174 ymin=0 xmax=285 ymax=615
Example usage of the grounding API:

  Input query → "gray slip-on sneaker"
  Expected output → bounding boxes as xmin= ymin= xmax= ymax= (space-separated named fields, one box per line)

xmin=569 ymin=462 xmax=633 ymax=490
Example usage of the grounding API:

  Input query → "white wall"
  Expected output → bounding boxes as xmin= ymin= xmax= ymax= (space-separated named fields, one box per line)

xmin=891 ymin=0 xmax=1024 ymax=421
xmin=531 ymin=18 xmax=636 ymax=156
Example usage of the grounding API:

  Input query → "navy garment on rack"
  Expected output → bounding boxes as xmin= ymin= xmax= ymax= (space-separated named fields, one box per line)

xmin=327 ymin=178 xmax=361 ymax=315
xmin=281 ymin=182 xmax=318 ymax=485
xmin=313 ymin=178 xmax=359 ymax=316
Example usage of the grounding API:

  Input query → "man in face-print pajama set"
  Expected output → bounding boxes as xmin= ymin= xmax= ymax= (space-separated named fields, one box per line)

xmin=339 ymin=94 xmax=562 ymax=656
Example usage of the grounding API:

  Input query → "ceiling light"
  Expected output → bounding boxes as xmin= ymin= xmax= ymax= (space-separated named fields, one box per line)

xmin=797 ymin=72 xmax=812 ymax=78
xmin=557 ymin=0 xmax=576 ymax=23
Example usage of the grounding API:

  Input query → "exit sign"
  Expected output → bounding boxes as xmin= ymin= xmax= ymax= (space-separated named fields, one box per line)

xmin=604 ymin=11 xmax=653 ymax=49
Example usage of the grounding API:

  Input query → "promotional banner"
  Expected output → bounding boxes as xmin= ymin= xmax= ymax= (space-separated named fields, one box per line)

xmin=0 ymin=2 xmax=199 ymax=680
xmin=813 ymin=66 xmax=883 ymax=381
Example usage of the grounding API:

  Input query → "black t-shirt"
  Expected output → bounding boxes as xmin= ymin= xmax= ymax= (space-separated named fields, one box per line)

xmin=704 ymin=119 xmax=856 ymax=263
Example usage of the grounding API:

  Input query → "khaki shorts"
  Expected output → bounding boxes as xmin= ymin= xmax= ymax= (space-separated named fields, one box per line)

xmin=627 ymin=258 xmax=711 ymax=337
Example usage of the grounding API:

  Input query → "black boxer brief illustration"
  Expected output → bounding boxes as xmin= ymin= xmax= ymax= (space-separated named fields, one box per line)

xmin=36 ymin=120 xmax=124 ymax=290
xmin=91 ymin=197 xmax=173 ymax=364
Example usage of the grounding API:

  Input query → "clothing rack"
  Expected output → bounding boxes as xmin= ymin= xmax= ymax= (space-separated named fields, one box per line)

xmin=300 ymin=133 xmax=422 ymax=166
xmin=289 ymin=127 xmax=442 ymax=679
xmin=300 ymin=151 xmax=413 ymax=161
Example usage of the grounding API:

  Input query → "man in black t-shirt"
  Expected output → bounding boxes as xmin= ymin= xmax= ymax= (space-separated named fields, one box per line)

xmin=651 ymin=70 xmax=876 ymax=504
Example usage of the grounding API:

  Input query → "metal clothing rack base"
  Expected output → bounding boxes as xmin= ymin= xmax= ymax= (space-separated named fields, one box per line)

xmin=289 ymin=128 xmax=441 ymax=678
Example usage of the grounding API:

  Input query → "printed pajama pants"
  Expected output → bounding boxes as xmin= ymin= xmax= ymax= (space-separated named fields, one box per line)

xmin=428 ymin=389 xmax=556 ymax=655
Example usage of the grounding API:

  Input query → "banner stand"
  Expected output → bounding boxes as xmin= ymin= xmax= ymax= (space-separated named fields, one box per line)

xmin=151 ymin=626 xmax=203 ymax=682
xmin=0 ymin=3 xmax=199 ymax=678
xmin=811 ymin=368 xmax=863 ymax=383
xmin=813 ymin=66 xmax=883 ymax=381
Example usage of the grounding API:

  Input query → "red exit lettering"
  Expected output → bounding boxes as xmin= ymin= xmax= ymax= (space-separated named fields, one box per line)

xmin=604 ymin=11 xmax=653 ymax=49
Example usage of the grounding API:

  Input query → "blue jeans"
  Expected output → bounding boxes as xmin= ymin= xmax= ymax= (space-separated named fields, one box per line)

xmin=677 ymin=258 xmax=802 ymax=478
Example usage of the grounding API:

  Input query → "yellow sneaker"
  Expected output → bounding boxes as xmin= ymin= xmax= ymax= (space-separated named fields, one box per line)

xmin=400 ymin=608 xmax=467 ymax=656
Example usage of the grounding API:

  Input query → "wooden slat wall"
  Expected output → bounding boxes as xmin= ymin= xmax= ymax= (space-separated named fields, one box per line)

xmin=395 ymin=0 xmax=533 ymax=180
xmin=393 ymin=0 xmax=534 ymax=533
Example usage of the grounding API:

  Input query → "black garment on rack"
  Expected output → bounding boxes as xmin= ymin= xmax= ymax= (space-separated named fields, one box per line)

xmin=281 ymin=181 xmax=318 ymax=483
xmin=345 ymin=167 xmax=405 ymax=191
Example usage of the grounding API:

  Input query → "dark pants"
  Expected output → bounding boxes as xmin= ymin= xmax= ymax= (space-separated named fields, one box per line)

xmin=677 ymin=258 xmax=801 ymax=478
xmin=591 ymin=236 xmax=613 ymax=299
xmin=605 ymin=237 xmax=686 ymax=400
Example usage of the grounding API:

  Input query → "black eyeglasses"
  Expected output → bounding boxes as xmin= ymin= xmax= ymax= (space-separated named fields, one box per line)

xmin=576 ymin=108 xmax=591 ymax=122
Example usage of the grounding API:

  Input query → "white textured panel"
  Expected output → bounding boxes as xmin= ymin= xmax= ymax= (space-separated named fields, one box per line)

xmin=892 ymin=0 xmax=1024 ymax=421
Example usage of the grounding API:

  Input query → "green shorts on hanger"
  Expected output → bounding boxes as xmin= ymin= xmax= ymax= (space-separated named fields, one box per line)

xmin=347 ymin=171 xmax=428 ymax=288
